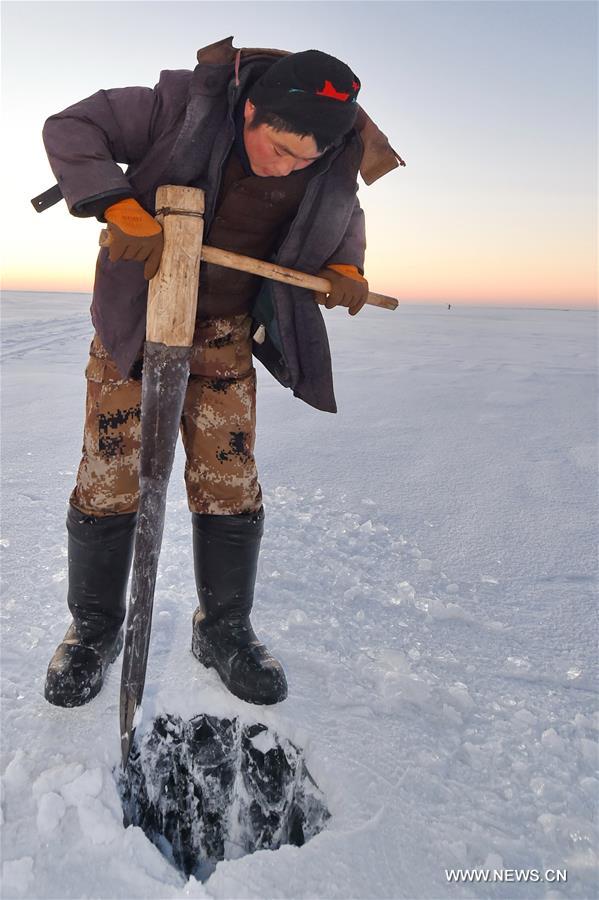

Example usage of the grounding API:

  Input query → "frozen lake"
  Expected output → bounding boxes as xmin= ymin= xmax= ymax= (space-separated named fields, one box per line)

xmin=1 ymin=292 xmax=597 ymax=898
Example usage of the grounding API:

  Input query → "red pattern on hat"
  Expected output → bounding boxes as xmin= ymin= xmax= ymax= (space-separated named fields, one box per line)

xmin=316 ymin=80 xmax=351 ymax=101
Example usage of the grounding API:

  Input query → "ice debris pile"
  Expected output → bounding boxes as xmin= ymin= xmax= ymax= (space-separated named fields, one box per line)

xmin=118 ymin=713 xmax=330 ymax=880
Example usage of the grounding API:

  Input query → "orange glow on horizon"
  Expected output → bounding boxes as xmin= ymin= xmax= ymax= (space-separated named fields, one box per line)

xmin=368 ymin=243 xmax=597 ymax=309
xmin=2 ymin=234 xmax=597 ymax=309
xmin=3 ymin=270 xmax=596 ymax=308
xmin=1 ymin=271 xmax=597 ymax=309
xmin=2 ymin=272 xmax=94 ymax=294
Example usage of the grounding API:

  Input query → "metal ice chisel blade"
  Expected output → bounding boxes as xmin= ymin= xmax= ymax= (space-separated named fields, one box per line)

xmin=119 ymin=341 xmax=191 ymax=768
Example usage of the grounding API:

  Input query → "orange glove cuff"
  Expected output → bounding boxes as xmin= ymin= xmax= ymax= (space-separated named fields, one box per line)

xmin=327 ymin=264 xmax=367 ymax=283
xmin=104 ymin=198 xmax=161 ymax=237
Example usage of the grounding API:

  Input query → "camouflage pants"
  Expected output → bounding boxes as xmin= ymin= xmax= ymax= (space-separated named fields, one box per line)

xmin=70 ymin=315 xmax=262 ymax=517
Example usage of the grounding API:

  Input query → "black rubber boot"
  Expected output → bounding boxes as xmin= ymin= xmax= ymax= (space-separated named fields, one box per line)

xmin=191 ymin=507 xmax=287 ymax=705
xmin=44 ymin=504 xmax=137 ymax=707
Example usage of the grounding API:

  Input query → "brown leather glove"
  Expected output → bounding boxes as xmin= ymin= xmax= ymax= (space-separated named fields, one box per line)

xmin=315 ymin=264 xmax=369 ymax=316
xmin=104 ymin=198 xmax=164 ymax=280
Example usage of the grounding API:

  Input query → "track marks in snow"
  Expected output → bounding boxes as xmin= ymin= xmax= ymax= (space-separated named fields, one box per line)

xmin=0 ymin=315 xmax=90 ymax=362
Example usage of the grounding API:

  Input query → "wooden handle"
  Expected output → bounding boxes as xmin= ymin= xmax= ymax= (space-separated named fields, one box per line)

xmin=100 ymin=225 xmax=399 ymax=313
xmin=147 ymin=185 xmax=204 ymax=346
xmin=199 ymin=246 xmax=399 ymax=311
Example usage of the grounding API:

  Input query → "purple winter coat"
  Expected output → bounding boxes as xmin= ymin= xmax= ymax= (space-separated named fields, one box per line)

xmin=41 ymin=37 xmax=402 ymax=413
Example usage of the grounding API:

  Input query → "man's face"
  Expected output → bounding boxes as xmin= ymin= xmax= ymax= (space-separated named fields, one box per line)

xmin=243 ymin=100 xmax=324 ymax=178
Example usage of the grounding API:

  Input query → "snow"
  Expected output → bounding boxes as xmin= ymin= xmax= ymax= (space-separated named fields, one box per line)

xmin=1 ymin=291 xmax=597 ymax=898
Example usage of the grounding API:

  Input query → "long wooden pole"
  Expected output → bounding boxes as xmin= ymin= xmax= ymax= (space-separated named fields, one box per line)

xmin=119 ymin=185 xmax=205 ymax=768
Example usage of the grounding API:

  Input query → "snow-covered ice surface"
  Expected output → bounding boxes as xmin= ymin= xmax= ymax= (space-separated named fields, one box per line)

xmin=1 ymin=291 xmax=597 ymax=899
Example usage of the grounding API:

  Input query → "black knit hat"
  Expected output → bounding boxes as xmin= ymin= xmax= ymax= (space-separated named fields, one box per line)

xmin=248 ymin=50 xmax=361 ymax=143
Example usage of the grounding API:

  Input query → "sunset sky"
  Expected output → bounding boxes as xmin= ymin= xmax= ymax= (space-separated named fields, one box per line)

xmin=1 ymin=0 xmax=597 ymax=307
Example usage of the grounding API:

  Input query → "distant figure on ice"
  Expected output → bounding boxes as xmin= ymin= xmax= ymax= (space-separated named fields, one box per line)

xmin=35 ymin=37 xmax=402 ymax=709
xmin=448 ymin=303 xmax=451 ymax=310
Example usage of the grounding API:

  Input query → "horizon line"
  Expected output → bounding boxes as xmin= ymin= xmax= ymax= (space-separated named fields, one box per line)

xmin=1 ymin=288 xmax=596 ymax=313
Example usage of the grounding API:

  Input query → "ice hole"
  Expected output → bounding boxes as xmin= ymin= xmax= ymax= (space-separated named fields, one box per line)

xmin=118 ymin=713 xmax=330 ymax=881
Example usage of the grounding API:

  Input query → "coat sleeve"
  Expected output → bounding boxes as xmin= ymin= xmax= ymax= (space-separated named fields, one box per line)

xmin=42 ymin=86 xmax=160 ymax=217
xmin=323 ymin=195 xmax=366 ymax=275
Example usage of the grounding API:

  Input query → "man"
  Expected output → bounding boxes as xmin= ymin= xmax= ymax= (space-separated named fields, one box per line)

xmin=36 ymin=37 xmax=401 ymax=710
